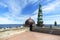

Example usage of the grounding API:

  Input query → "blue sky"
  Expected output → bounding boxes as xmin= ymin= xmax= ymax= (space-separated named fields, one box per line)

xmin=0 ymin=0 xmax=60 ymax=24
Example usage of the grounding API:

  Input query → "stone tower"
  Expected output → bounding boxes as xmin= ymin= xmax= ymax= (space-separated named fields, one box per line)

xmin=37 ymin=2 xmax=43 ymax=27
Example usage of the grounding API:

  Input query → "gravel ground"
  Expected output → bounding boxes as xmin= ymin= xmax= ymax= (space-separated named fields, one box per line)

xmin=1 ymin=31 xmax=60 ymax=40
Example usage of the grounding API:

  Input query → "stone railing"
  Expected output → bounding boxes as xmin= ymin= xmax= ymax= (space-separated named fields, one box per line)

xmin=32 ymin=27 xmax=60 ymax=35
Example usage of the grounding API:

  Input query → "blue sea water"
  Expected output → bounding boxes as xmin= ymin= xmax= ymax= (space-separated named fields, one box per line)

xmin=0 ymin=24 xmax=60 ymax=28
xmin=0 ymin=24 xmax=23 ymax=28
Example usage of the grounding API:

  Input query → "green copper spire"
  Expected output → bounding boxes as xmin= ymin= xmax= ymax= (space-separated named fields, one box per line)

xmin=37 ymin=1 xmax=43 ymax=27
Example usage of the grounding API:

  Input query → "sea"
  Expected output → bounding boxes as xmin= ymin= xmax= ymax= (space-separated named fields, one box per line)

xmin=0 ymin=24 xmax=60 ymax=28
xmin=0 ymin=24 xmax=23 ymax=28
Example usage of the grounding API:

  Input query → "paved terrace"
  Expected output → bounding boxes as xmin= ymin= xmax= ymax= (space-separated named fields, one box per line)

xmin=1 ymin=31 xmax=60 ymax=40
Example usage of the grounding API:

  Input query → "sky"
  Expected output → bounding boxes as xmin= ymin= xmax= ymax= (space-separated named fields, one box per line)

xmin=0 ymin=0 xmax=60 ymax=24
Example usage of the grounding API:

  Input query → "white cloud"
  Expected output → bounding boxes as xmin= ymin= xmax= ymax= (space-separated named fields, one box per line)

xmin=28 ymin=0 xmax=39 ymax=4
xmin=43 ymin=14 xmax=60 ymax=24
xmin=8 ymin=0 xmax=21 ymax=16
xmin=0 ymin=0 xmax=60 ymax=24
xmin=42 ymin=0 xmax=60 ymax=14
xmin=0 ymin=17 xmax=20 ymax=24
xmin=1 ymin=0 xmax=39 ymax=24
xmin=0 ymin=2 xmax=7 ymax=7
xmin=6 ymin=0 xmax=38 ymax=16
xmin=30 ymin=9 xmax=38 ymax=24
xmin=0 ymin=0 xmax=22 ymax=24
xmin=30 ymin=0 xmax=60 ymax=24
xmin=41 ymin=0 xmax=60 ymax=24
xmin=15 ymin=0 xmax=60 ymax=24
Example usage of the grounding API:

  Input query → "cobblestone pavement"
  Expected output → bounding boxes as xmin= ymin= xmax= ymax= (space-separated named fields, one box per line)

xmin=2 ymin=31 xmax=60 ymax=40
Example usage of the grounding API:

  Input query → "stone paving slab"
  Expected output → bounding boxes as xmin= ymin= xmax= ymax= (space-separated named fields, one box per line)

xmin=2 ymin=31 xmax=60 ymax=40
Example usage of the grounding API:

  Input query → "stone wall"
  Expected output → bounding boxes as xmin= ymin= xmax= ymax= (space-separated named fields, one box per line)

xmin=32 ymin=27 xmax=60 ymax=35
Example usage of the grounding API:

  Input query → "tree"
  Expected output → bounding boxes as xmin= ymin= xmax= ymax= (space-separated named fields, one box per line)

xmin=54 ymin=21 xmax=57 ymax=26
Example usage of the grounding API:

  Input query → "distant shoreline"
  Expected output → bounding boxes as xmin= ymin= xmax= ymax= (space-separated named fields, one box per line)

xmin=0 ymin=24 xmax=23 ymax=28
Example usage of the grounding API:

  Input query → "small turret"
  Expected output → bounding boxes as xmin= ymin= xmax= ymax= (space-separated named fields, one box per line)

xmin=54 ymin=21 xmax=57 ymax=26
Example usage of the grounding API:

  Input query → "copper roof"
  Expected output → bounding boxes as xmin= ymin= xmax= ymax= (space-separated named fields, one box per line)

xmin=25 ymin=18 xmax=35 ymax=26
